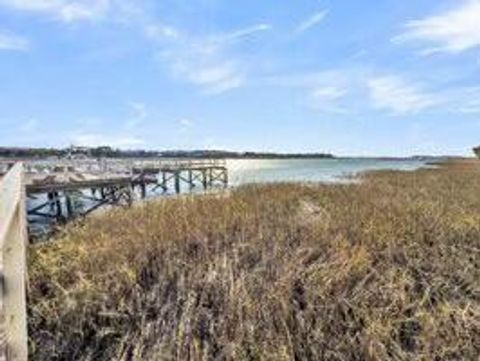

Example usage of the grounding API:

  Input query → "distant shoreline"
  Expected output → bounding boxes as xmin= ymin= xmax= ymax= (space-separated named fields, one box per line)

xmin=0 ymin=146 xmax=465 ymax=161
xmin=0 ymin=146 xmax=333 ymax=160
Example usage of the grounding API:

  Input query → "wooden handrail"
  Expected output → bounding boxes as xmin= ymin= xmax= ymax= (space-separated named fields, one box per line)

xmin=17 ymin=158 xmax=227 ymax=175
xmin=0 ymin=163 xmax=28 ymax=361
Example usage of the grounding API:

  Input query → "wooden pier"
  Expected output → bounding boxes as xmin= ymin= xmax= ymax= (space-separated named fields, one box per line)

xmin=0 ymin=158 xmax=228 ymax=360
xmin=19 ymin=159 xmax=228 ymax=224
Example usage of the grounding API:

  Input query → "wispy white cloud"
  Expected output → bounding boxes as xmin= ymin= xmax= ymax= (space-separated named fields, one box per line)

xmin=295 ymin=10 xmax=328 ymax=34
xmin=264 ymin=69 xmax=479 ymax=116
xmin=145 ymin=24 xmax=180 ymax=40
xmin=179 ymin=118 xmax=193 ymax=127
xmin=214 ymin=24 xmax=271 ymax=43
xmin=367 ymin=76 xmax=439 ymax=115
xmin=150 ymin=23 xmax=270 ymax=94
xmin=0 ymin=30 xmax=29 ymax=50
xmin=0 ymin=0 xmax=107 ymax=22
xmin=263 ymin=68 xmax=367 ymax=114
xmin=178 ymin=118 xmax=194 ymax=133
xmin=263 ymin=68 xmax=367 ymax=89
xmin=0 ymin=0 xmax=139 ymax=23
xmin=394 ymin=0 xmax=480 ymax=55
xmin=368 ymin=76 xmax=480 ymax=116
xmin=308 ymin=86 xmax=348 ymax=113
xmin=173 ymin=61 xmax=243 ymax=94
xmin=311 ymin=86 xmax=346 ymax=100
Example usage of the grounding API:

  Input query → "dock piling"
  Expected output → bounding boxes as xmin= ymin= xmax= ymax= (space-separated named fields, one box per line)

xmin=202 ymin=170 xmax=208 ymax=189
xmin=65 ymin=192 xmax=73 ymax=218
xmin=174 ymin=171 xmax=181 ymax=194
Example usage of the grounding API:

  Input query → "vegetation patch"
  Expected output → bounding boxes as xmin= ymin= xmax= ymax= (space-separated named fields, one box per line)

xmin=28 ymin=161 xmax=480 ymax=360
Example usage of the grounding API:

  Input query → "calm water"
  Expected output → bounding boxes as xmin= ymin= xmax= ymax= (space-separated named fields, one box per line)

xmin=227 ymin=158 xmax=429 ymax=186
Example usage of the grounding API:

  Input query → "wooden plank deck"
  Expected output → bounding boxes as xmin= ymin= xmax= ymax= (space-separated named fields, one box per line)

xmin=25 ymin=174 xmax=133 ymax=194
xmin=22 ymin=159 xmax=228 ymax=194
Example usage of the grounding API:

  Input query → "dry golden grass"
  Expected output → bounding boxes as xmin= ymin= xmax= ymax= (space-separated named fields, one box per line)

xmin=28 ymin=160 xmax=480 ymax=360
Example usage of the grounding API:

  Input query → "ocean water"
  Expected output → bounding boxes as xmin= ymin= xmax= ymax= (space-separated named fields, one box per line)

xmin=227 ymin=158 xmax=430 ymax=186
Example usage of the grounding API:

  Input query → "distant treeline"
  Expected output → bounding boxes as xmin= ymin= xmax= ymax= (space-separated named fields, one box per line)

xmin=0 ymin=146 xmax=335 ymax=159
xmin=166 ymin=150 xmax=335 ymax=159
xmin=0 ymin=147 xmax=64 ymax=158
xmin=0 ymin=146 xmax=158 ymax=159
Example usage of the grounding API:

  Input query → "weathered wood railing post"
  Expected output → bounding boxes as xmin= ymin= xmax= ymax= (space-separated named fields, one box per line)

xmin=0 ymin=163 xmax=28 ymax=361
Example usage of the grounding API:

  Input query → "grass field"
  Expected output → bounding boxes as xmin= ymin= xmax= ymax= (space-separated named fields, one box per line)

xmin=27 ymin=160 xmax=480 ymax=360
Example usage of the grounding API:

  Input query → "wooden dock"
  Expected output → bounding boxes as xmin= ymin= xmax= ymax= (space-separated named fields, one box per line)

xmin=0 ymin=158 xmax=228 ymax=360
xmin=16 ymin=159 xmax=228 ymax=224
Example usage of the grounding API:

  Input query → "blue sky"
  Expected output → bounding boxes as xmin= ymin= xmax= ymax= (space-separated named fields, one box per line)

xmin=0 ymin=0 xmax=479 ymax=156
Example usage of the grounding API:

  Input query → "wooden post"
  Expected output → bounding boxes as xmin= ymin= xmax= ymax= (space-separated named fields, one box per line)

xmin=54 ymin=192 xmax=62 ymax=221
xmin=208 ymin=168 xmax=213 ymax=186
xmin=223 ymin=169 xmax=228 ymax=187
xmin=0 ymin=163 xmax=29 ymax=361
xmin=161 ymin=172 xmax=167 ymax=192
xmin=174 ymin=171 xmax=181 ymax=194
xmin=202 ymin=170 xmax=208 ymax=189
xmin=140 ymin=182 xmax=147 ymax=199
xmin=65 ymin=192 xmax=73 ymax=219
xmin=188 ymin=170 xmax=194 ymax=189
xmin=47 ymin=192 xmax=54 ymax=212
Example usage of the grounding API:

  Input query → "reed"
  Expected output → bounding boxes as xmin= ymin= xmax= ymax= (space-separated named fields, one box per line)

xmin=28 ymin=160 xmax=480 ymax=360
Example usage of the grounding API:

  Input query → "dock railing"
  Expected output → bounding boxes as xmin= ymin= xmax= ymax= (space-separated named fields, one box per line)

xmin=0 ymin=163 xmax=28 ymax=361
xmin=16 ymin=158 xmax=227 ymax=175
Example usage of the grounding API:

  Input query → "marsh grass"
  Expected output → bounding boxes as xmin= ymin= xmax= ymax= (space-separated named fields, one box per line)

xmin=28 ymin=160 xmax=480 ymax=360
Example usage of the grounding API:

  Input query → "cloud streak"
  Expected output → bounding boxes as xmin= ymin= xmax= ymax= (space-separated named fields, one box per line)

xmin=265 ymin=67 xmax=480 ymax=117
xmin=394 ymin=0 xmax=480 ymax=55
xmin=0 ymin=30 xmax=29 ymax=50
xmin=308 ymin=86 xmax=348 ymax=113
xmin=295 ymin=10 xmax=328 ymax=34
xmin=367 ymin=76 xmax=439 ymax=115
xmin=0 ymin=0 xmax=138 ymax=23
xmin=178 ymin=62 xmax=243 ymax=94
xmin=215 ymin=24 xmax=271 ymax=43
xmin=151 ymin=23 xmax=271 ymax=94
